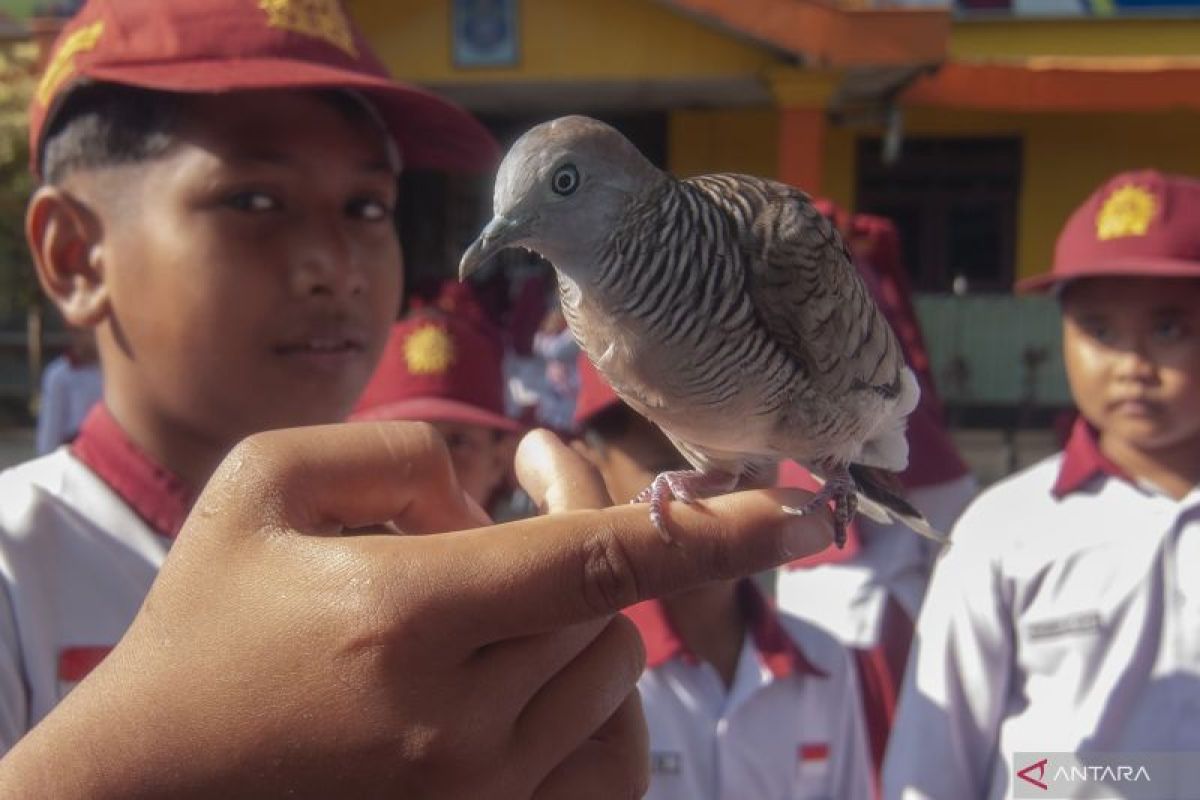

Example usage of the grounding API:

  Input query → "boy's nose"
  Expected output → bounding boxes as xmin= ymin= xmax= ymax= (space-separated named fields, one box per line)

xmin=289 ymin=222 xmax=367 ymax=299
xmin=1113 ymin=342 xmax=1158 ymax=383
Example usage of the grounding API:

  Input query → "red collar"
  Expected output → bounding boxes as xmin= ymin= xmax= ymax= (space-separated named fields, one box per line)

xmin=624 ymin=579 xmax=826 ymax=679
xmin=1052 ymin=416 xmax=1133 ymax=499
xmin=70 ymin=405 xmax=193 ymax=539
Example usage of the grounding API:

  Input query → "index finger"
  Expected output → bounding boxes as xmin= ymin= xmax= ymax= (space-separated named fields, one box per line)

xmin=437 ymin=488 xmax=832 ymax=641
xmin=515 ymin=429 xmax=612 ymax=513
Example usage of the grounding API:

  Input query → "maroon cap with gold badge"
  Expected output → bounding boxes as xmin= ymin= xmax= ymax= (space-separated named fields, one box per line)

xmin=29 ymin=0 xmax=498 ymax=177
xmin=351 ymin=310 xmax=522 ymax=433
xmin=1017 ymin=169 xmax=1200 ymax=293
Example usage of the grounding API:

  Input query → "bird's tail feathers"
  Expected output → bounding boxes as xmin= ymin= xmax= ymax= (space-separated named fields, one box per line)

xmin=848 ymin=464 xmax=947 ymax=545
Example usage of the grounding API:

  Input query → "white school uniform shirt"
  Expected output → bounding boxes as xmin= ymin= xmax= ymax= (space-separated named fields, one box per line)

xmin=0 ymin=405 xmax=186 ymax=753
xmin=627 ymin=580 xmax=874 ymax=800
xmin=776 ymin=472 xmax=977 ymax=651
xmin=883 ymin=418 xmax=1200 ymax=800
xmin=776 ymin=466 xmax=977 ymax=775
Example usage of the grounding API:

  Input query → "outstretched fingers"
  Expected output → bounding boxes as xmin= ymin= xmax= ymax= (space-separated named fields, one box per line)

xmin=440 ymin=487 xmax=834 ymax=643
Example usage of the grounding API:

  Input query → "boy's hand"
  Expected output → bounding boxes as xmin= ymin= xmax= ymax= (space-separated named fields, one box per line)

xmin=0 ymin=423 xmax=830 ymax=800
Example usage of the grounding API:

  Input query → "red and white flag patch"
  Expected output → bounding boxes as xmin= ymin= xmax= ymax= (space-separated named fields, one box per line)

xmin=797 ymin=741 xmax=830 ymax=778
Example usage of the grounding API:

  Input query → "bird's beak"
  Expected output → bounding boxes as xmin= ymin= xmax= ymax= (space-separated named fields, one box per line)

xmin=459 ymin=215 xmax=529 ymax=280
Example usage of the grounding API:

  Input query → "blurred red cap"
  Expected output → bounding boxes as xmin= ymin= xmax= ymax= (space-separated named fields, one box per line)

xmin=29 ymin=0 xmax=498 ymax=177
xmin=409 ymin=279 xmax=496 ymax=333
xmin=352 ymin=311 xmax=521 ymax=433
xmin=572 ymin=351 xmax=622 ymax=429
xmin=1018 ymin=169 xmax=1200 ymax=293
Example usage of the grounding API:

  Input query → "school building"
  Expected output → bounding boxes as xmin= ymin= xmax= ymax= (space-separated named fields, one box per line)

xmin=345 ymin=0 xmax=1200 ymax=446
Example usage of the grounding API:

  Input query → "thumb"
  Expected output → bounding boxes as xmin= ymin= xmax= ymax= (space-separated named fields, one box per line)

xmin=186 ymin=422 xmax=488 ymax=540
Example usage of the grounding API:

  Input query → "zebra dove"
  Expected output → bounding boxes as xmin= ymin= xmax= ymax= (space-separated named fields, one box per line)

xmin=460 ymin=115 xmax=942 ymax=547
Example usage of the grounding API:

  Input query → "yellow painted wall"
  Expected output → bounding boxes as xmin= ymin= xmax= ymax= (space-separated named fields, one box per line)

xmin=667 ymin=108 xmax=778 ymax=179
xmin=348 ymin=0 xmax=776 ymax=83
xmin=821 ymin=126 xmax=856 ymax=213
xmin=828 ymin=107 xmax=1200 ymax=282
xmin=950 ymin=18 xmax=1200 ymax=59
xmin=347 ymin=1 xmax=1200 ymax=287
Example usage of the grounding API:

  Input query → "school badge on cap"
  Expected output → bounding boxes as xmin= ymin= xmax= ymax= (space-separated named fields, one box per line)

xmin=34 ymin=20 xmax=104 ymax=107
xmin=259 ymin=0 xmax=356 ymax=56
xmin=28 ymin=0 xmax=498 ymax=177
xmin=1017 ymin=169 xmax=1200 ymax=293
xmin=352 ymin=312 xmax=522 ymax=433
xmin=404 ymin=323 xmax=455 ymax=376
xmin=1095 ymin=183 xmax=1157 ymax=241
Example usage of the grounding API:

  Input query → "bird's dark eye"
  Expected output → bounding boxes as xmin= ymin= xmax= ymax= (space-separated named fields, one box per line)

xmin=552 ymin=164 xmax=580 ymax=196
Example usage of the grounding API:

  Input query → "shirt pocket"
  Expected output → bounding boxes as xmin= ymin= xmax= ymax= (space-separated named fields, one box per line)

xmin=1014 ymin=538 xmax=1156 ymax=678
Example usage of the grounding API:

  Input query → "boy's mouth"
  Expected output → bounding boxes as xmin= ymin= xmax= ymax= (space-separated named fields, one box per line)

xmin=1107 ymin=397 xmax=1160 ymax=417
xmin=274 ymin=333 xmax=368 ymax=374
xmin=275 ymin=337 xmax=364 ymax=355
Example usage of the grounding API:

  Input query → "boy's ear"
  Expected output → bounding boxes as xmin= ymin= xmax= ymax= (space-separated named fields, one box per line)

xmin=25 ymin=185 xmax=110 ymax=328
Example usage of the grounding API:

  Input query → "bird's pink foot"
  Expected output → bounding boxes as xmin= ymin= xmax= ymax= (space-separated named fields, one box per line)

xmin=782 ymin=466 xmax=857 ymax=548
xmin=634 ymin=470 xmax=738 ymax=542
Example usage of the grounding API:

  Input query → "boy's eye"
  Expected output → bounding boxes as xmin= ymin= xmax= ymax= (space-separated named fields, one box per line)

xmin=226 ymin=191 xmax=279 ymax=212
xmin=1079 ymin=319 xmax=1113 ymax=344
xmin=1152 ymin=318 xmax=1187 ymax=342
xmin=348 ymin=197 xmax=392 ymax=221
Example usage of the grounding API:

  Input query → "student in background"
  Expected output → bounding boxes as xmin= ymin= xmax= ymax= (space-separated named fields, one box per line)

xmin=884 ymin=169 xmax=1200 ymax=799
xmin=35 ymin=327 xmax=102 ymax=454
xmin=352 ymin=307 xmax=522 ymax=510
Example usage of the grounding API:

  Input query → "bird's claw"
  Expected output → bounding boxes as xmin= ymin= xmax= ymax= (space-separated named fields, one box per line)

xmin=782 ymin=478 xmax=857 ymax=549
xmin=633 ymin=470 xmax=738 ymax=543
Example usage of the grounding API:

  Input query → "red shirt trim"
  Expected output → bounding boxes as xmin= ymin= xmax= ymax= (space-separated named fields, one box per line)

xmin=624 ymin=579 xmax=826 ymax=679
xmin=851 ymin=595 xmax=915 ymax=781
xmin=58 ymin=646 xmax=112 ymax=682
xmin=1052 ymin=416 xmax=1133 ymax=499
xmin=70 ymin=405 xmax=193 ymax=539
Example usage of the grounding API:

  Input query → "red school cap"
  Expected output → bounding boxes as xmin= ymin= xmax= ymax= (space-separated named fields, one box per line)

xmin=572 ymin=351 xmax=623 ymax=430
xmin=28 ymin=0 xmax=499 ymax=177
xmin=351 ymin=310 xmax=522 ymax=434
xmin=1017 ymin=169 xmax=1200 ymax=293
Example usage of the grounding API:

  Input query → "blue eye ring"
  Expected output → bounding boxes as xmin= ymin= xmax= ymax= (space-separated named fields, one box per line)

xmin=552 ymin=164 xmax=580 ymax=196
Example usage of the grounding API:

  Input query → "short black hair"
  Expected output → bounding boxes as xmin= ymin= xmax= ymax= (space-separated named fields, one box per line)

xmin=580 ymin=403 xmax=635 ymax=445
xmin=41 ymin=83 xmax=183 ymax=185
xmin=40 ymin=84 xmax=390 ymax=185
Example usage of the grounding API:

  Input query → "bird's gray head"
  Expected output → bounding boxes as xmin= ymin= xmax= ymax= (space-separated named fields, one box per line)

xmin=459 ymin=115 xmax=665 ymax=284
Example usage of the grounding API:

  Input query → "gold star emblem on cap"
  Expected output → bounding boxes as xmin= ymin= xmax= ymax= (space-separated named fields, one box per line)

xmin=404 ymin=324 xmax=455 ymax=375
xmin=1096 ymin=184 xmax=1158 ymax=241
xmin=35 ymin=20 xmax=105 ymax=107
xmin=259 ymin=0 xmax=357 ymax=56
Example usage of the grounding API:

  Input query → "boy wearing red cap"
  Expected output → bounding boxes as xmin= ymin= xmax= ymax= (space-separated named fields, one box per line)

xmin=352 ymin=308 xmax=522 ymax=509
xmin=884 ymin=170 xmax=1200 ymax=799
xmin=0 ymin=0 xmax=498 ymax=749
xmin=0 ymin=7 xmax=838 ymax=788
xmin=572 ymin=353 xmax=874 ymax=800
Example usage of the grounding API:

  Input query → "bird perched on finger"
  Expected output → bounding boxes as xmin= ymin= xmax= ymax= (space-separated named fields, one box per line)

xmin=460 ymin=115 xmax=943 ymax=549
